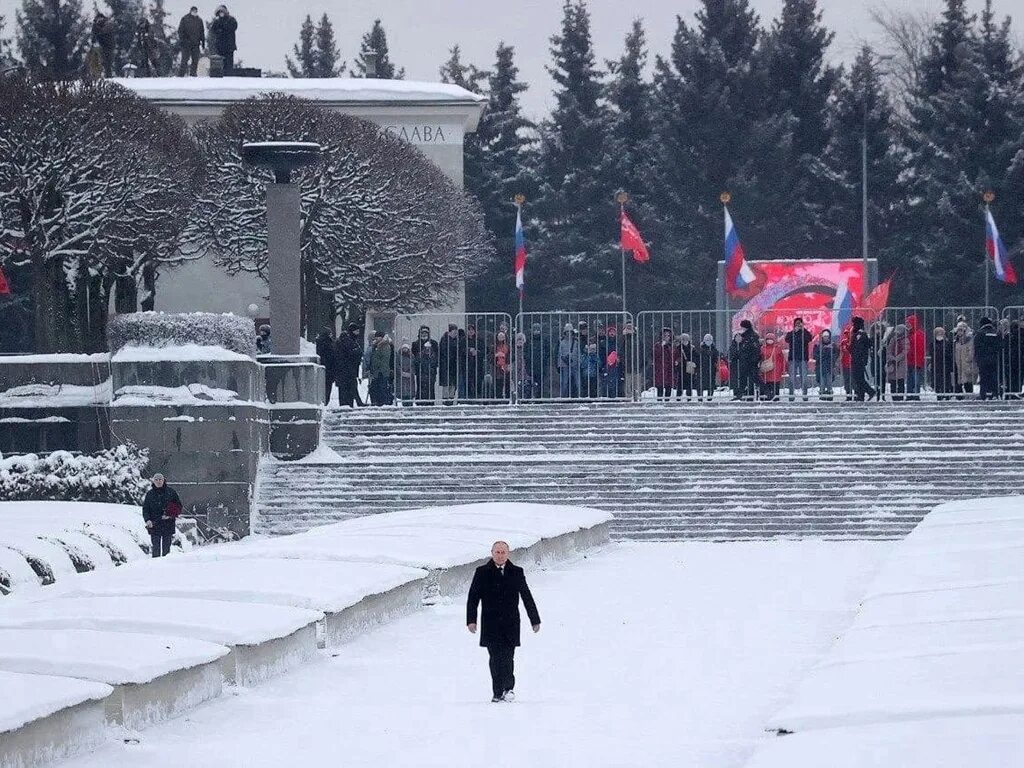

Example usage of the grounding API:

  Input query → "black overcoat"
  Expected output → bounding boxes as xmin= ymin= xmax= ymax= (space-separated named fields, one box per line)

xmin=142 ymin=484 xmax=181 ymax=536
xmin=466 ymin=559 xmax=540 ymax=648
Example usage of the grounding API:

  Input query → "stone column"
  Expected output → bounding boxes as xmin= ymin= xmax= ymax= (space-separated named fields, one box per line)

xmin=266 ymin=183 xmax=301 ymax=356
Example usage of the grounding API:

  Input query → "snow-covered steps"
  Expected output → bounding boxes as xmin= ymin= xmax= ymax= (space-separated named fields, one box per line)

xmin=746 ymin=496 xmax=1024 ymax=767
xmin=256 ymin=402 xmax=1024 ymax=540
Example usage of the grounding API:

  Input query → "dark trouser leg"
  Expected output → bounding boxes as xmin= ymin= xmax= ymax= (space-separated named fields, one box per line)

xmin=324 ymin=374 xmax=335 ymax=405
xmin=223 ymin=52 xmax=234 ymax=71
xmin=150 ymin=532 xmax=162 ymax=557
xmin=487 ymin=645 xmax=515 ymax=698
xmin=150 ymin=532 xmax=172 ymax=557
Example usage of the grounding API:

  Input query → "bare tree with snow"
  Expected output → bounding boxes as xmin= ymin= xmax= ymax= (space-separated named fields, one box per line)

xmin=0 ymin=77 xmax=202 ymax=352
xmin=189 ymin=94 xmax=491 ymax=328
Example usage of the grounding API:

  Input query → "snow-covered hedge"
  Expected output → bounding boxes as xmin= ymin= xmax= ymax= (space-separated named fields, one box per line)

xmin=0 ymin=445 xmax=150 ymax=505
xmin=108 ymin=312 xmax=256 ymax=357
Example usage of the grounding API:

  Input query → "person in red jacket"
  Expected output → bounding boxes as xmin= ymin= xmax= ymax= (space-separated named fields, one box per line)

xmin=759 ymin=333 xmax=786 ymax=401
xmin=839 ymin=326 xmax=854 ymax=400
xmin=652 ymin=327 xmax=678 ymax=401
xmin=905 ymin=315 xmax=927 ymax=400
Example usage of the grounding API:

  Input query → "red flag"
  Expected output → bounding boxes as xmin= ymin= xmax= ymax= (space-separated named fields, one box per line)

xmin=0 ymin=266 xmax=10 ymax=295
xmin=858 ymin=277 xmax=892 ymax=324
xmin=620 ymin=212 xmax=650 ymax=263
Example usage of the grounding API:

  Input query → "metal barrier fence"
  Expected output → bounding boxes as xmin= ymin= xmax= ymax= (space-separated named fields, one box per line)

xmin=515 ymin=311 xmax=634 ymax=400
xmin=373 ymin=312 xmax=514 ymax=405
xmin=1002 ymin=306 xmax=1024 ymax=400
xmin=344 ymin=306 xmax=1024 ymax=406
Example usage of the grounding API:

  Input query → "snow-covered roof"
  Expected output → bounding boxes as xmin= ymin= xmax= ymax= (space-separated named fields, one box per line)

xmin=110 ymin=77 xmax=486 ymax=107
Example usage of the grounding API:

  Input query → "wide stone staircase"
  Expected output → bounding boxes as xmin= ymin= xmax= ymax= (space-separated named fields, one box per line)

xmin=255 ymin=402 xmax=1024 ymax=540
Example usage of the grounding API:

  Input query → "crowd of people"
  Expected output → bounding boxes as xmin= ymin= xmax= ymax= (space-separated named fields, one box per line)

xmin=297 ymin=313 xmax=1024 ymax=406
xmin=89 ymin=4 xmax=239 ymax=78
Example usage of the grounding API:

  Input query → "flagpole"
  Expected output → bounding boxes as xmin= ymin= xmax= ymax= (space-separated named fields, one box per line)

xmin=617 ymin=191 xmax=629 ymax=317
xmin=983 ymin=191 xmax=994 ymax=309
xmin=516 ymin=193 xmax=524 ymax=325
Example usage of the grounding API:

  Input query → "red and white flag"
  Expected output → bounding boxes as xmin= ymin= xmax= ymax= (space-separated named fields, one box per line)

xmin=620 ymin=212 xmax=650 ymax=263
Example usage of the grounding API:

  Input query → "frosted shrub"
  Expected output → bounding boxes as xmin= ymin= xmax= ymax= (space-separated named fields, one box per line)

xmin=108 ymin=312 xmax=256 ymax=357
xmin=0 ymin=444 xmax=150 ymax=504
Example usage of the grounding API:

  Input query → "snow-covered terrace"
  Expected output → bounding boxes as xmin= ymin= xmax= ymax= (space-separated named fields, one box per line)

xmin=110 ymin=77 xmax=487 ymax=129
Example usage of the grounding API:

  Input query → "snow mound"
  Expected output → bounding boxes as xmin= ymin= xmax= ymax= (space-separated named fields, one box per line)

xmin=112 ymin=344 xmax=254 ymax=362
xmin=113 ymin=383 xmax=245 ymax=404
xmin=0 ymin=670 xmax=112 ymax=734
xmin=202 ymin=502 xmax=612 ymax=569
xmin=0 ymin=381 xmax=111 ymax=408
xmin=748 ymin=496 xmax=1024 ymax=768
xmin=0 ymin=596 xmax=323 ymax=647
xmin=0 ymin=628 xmax=228 ymax=685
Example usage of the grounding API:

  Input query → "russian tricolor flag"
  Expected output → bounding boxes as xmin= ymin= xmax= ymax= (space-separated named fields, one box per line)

xmin=831 ymin=278 xmax=854 ymax=336
xmin=724 ymin=206 xmax=755 ymax=296
xmin=514 ymin=206 xmax=527 ymax=295
xmin=986 ymin=207 xmax=1017 ymax=285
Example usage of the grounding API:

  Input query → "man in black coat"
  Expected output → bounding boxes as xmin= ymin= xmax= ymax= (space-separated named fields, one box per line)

xmin=315 ymin=326 xmax=337 ymax=405
xmin=335 ymin=323 xmax=363 ymax=408
xmin=467 ymin=541 xmax=541 ymax=703
xmin=850 ymin=316 xmax=878 ymax=401
xmin=210 ymin=5 xmax=238 ymax=71
xmin=735 ymin=319 xmax=761 ymax=400
xmin=141 ymin=474 xmax=181 ymax=558
xmin=177 ymin=6 xmax=205 ymax=77
xmin=974 ymin=317 xmax=1001 ymax=400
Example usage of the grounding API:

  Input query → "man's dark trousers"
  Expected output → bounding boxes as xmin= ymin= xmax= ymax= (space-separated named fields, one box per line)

xmin=487 ymin=645 xmax=515 ymax=698
xmin=150 ymin=532 xmax=173 ymax=557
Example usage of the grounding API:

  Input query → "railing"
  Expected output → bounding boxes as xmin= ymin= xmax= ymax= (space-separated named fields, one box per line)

xmin=328 ymin=306 xmax=1024 ymax=406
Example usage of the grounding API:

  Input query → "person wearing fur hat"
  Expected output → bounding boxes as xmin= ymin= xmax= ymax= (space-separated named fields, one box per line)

xmin=411 ymin=326 xmax=439 ymax=403
xmin=974 ymin=317 xmax=1001 ymax=400
xmin=931 ymin=327 xmax=955 ymax=400
xmin=953 ymin=321 xmax=976 ymax=398
xmin=697 ymin=333 xmax=720 ymax=401
xmin=142 ymin=474 xmax=181 ymax=558
xmin=210 ymin=5 xmax=238 ymax=71
xmin=335 ymin=322 xmax=364 ymax=407
xmin=368 ymin=333 xmax=395 ymax=406
xmin=397 ymin=341 xmax=416 ymax=404
xmin=734 ymin=319 xmax=761 ymax=400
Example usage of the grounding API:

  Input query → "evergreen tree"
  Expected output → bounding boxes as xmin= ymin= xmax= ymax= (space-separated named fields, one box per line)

xmin=16 ymin=0 xmax=89 ymax=79
xmin=761 ymin=0 xmax=840 ymax=251
xmin=823 ymin=46 xmax=902 ymax=268
xmin=352 ymin=19 xmax=403 ymax=79
xmin=439 ymin=44 xmax=486 ymax=92
xmin=603 ymin=20 xmax=662 ymax=308
xmin=651 ymin=0 xmax=792 ymax=307
xmin=531 ymin=0 xmax=614 ymax=309
xmin=464 ymin=42 xmax=538 ymax=312
xmin=897 ymin=0 xmax=1024 ymax=305
xmin=286 ymin=14 xmax=315 ymax=77
xmin=105 ymin=0 xmax=144 ymax=76
xmin=0 ymin=15 xmax=15 ymax=68
xmin=314 ymin=14 xmax=345 ymax=77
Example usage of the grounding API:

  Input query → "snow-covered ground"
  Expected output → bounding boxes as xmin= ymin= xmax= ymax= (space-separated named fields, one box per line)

xmin=61 ymin=541 xmax=888 ymax=768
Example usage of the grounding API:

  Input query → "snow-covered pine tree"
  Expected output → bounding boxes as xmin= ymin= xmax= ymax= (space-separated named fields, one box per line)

xmin=352 ymin=19 xmax=403 ymax=79
xmin=0 ymin=15 xmax=15 ymax=67
xmin=897 ymin=0 xmax=1024 ymax=305
xmin=15 ymin=0 xmax=89 ymax=79
xmin=465 ymin=42 xmax=538 ymax=312
xmin=822 ymin=46 xmax=902 ymax=269
xmin=651 ymin=0 xmax=792 ymax=307
xmin=0 ymin=78 xmax=201 ymax=352
xmin=105 ymin=0 xmax=144 ymax=76
xmin=146 ymin=0 xmax=176 ymax=75
xmin=314 ymin=14 xmax=345 ymax=77
xmin=440 ymin=44 xmax=488 ymax=236
xmin=761 ymin=0 xmax=840 ymax=254
xmin=602 ymin=20 xmax=667 ymax=309
xmin=286 ymin=14 xmax=316 ymax=77
xmin=190 ymin=96 xmax=491 ymax=329
xmin=531 ymin=0 xmax=614 ymax=310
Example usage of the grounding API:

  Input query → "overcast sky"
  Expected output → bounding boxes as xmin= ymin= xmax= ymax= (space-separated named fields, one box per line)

xmin=2 ymin=0 xmax=1005 ymax=118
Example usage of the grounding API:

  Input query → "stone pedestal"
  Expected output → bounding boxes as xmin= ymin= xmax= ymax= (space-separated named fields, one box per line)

xmin=267 ymin=183 xmax=302 ymax=357
xmin=261 ymin=355 xmax=324 ymax=462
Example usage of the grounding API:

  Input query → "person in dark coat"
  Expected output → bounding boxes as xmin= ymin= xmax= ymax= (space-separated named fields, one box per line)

xmin=210 ymin=5 xmax=238 ymax=71
xmin=315 ymin=326 xmax=336 ymax=405
xmin=1006 ymin=320 xmax=1023 ymax=399
xmin=735 ymin=320 xmax=761 ymax=400
xmin=438 ymin=324 xmax=465 ymax=404
xmin=931 ymin=327 xmax=955 ymax=400
xmin=974 ymin=317 xmax=1001 ymax=400
xmin=697 ymin=334 xmax=719 ymax=401
xmin=335 ymin=323 xmax=364 ymax=408
xmin=850 ymin=316 xmax=878 ymax=401
xmin=523 ymin=323 xmax=551 ymax=399
xmin=463 ymin=325 xmax=486 ymax=400
xmin=92 ymin=13 xmax=116 ymax=77
xmin=141 ymin=474 xmax=181 ymax=558
xmin=784 ymin=317 xmax=813 ymax=400
xmin=813 ymin=329 xmax=837 ymax=399
xmin=256 ymin=324 xmax=272 ymax=354
xmin=131 ymin=18 xmax=159 ymax=77
xmin=411 ymin=326 xmax=439 ymax=404
xmin=728 ymin=331 xmax=742 ymax=395
xmin=466 ymin=541 xmax=541 ymax=702
xmin=675 ymin=333 xmax=697 ymax=401
xmin=177 ymin=6 xmax=205 ymax=77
